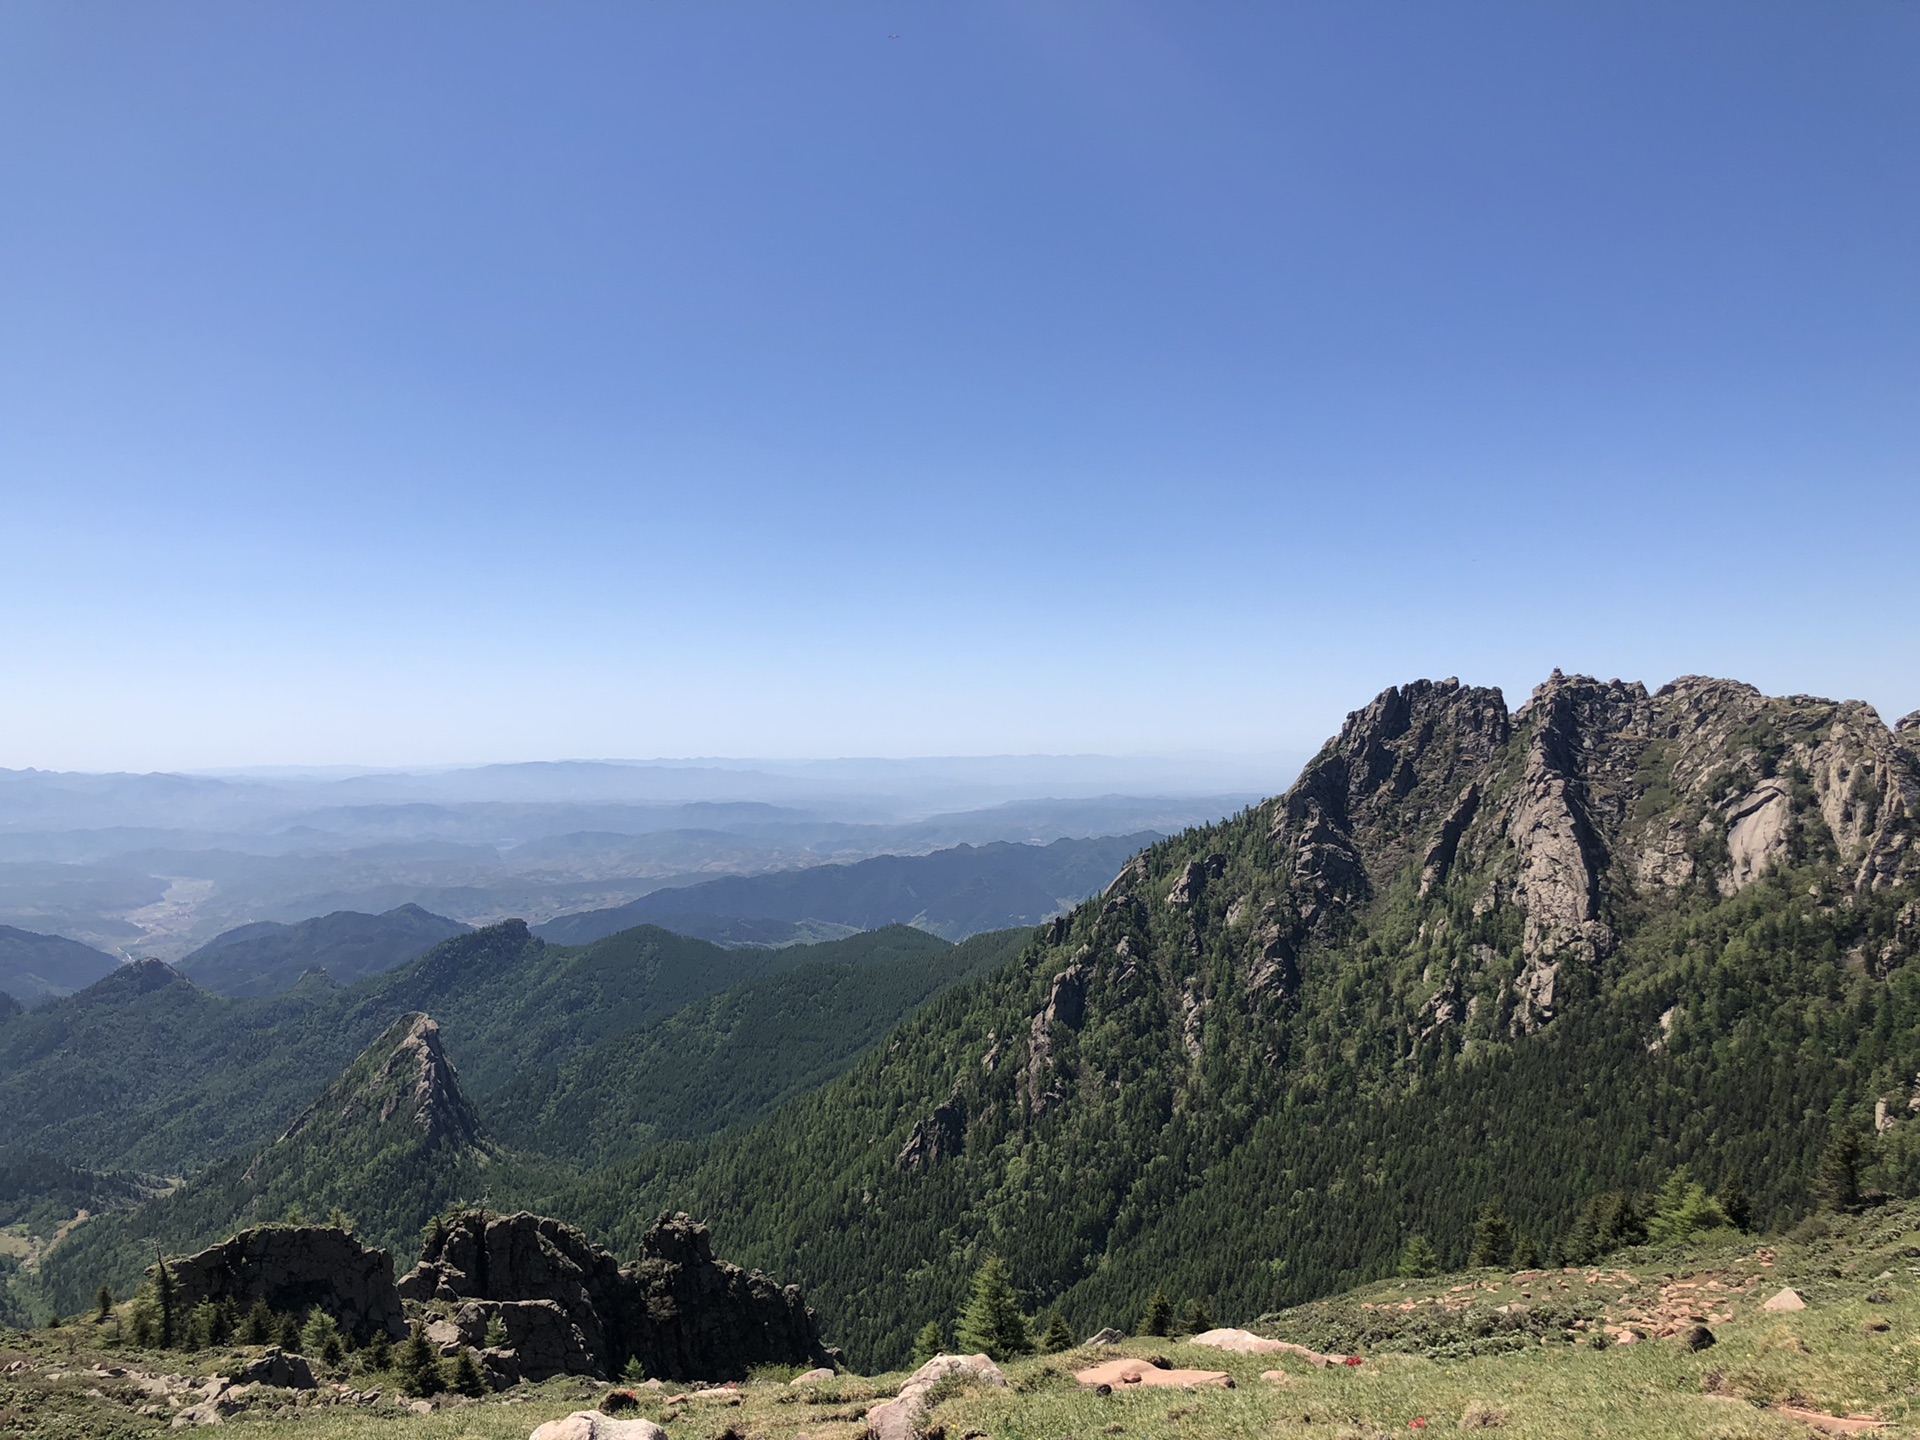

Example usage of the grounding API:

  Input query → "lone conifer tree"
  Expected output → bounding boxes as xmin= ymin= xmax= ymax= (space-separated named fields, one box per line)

xmin=1397 ymin=1235 xmax=1439 ymax=1278
xmin=1716 ymin=1171 xmax=1752 ymax=1232
xmin=1181 ymin=1299 xmax=1212 ymax=1336
xmin=449 ymin=1348 xmax=485 ymax=1397
xmin=1470 ymin=1201 xmax=1513 ymax=1268
xmin=1141 ymin=1288 xmax=1173 ymax=1337
xmin=911 ymin=1321 xmax=945 ymax=1364
xmin=1817 ymin=1129 xmax=1862 ymax=1212
xmin=242 ymin=1300 xmax=274 ymax=1345
xmin=395 ymin=1323 xmax=444 ymax=1396
xmin=152 ymin=1261 xmax=176 ymax=1348
xmin=95 ymin=1286 xmax=114 ymax=1323
xmin=1039 ymin=1311 xmax=1075 ymax=1353
xmin=955 ymin=1256 xmax=1030 ymax=1360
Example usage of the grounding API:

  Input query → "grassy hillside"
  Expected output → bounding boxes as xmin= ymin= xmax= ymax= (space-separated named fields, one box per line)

xmin=8 ymin=1198 xmax=1920 ymax=1438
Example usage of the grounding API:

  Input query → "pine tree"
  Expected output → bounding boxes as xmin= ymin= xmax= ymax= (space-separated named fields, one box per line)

xmin=1141 ymin=1288 xmax=1173 ymax=1337
xmin=1181 ymin=1299 xmax=1212 ymax=1336
xmin=911 ymin=1321 xmax=945 ymax=1364
xmin=278 ymin=1312 xmax=303 ymax=1352
xmin=1817 ymin=1130 xmax=1862 ymax=1212
xmin=449 ymin=1348 xmax=485 ymax=1397
xmin=95 ymin=1286 xmax=114 ymax=1323
xmin=304 ymin=1310 xmax=345 ymax=1366
xmin=1716 ymin=1172 xmax=1752 ymax=1232
xmin=327 ymin=1207 xmax=355 ymax=1234
xmin=1396 ymin=1235 xmax=1439 ymax=1279
xmin=484 ymin=1314 xmax=510 ymax=1349
xmin=1038 ymin=1312 xmax=1075 ymax=1353
xmin=395 ymin=1323 xmax=444 ymax=1396
xmin=1469 ymin=1201 xmax=1512 ymax=1268
xmin=242 ymin=1300 xmax=274 ymax=1345
xmin=955 ymin=1257 xmax=1031 ymax=1360
xmin=1511 ymin=1234 xmax=1542 ymax=1270
xmin=152 ymin=1261 xmax=176 ymax=1348
xmin=1646 ymin=1169 xmax=1728 ymax=1243
xmin=364 ymin=1331 xmax=393 ymax=1373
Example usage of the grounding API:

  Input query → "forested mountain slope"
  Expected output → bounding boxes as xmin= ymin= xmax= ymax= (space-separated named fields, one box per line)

xmin=178 ymin=904 xmax=470 ymax=997
xmin=487 ymin=926 xmax=1029 ymax=1163
xmin=527 ymin=674 xmax=1920 ymax=1369
xmin=39 ymin=1012 xmax=498 ymax=1308
xmin=0 ymin=921 xmax=978 ymax=1175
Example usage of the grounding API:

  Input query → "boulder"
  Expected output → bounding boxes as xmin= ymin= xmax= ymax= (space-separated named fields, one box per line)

xmin=158 ymin=1225 xmax=405 ymax=1343
xmin=1084 ymin=1327 xmax=1125 ymax=1346
xmin=225 ymin=1349 xmax=316 ymax=1390
xmin=1189 ymin=1327 xmax=1285 ymax=1354
xmin=1074 ymin=1358 xmax=1232 ymax=1389
xmin=792 ymin=1367 xmax=837 ymax=1384
xmin=1763 ymin=1287 xmax=1807 ymax=1312
xmin=530 ymin=1414 xmax=669 ymax=1440
xmin=866 ymin=1354 xmax=1007 ymax=1440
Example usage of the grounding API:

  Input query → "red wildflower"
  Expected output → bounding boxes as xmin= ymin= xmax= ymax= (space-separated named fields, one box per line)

xmin=1343 ymin=1356 xmax=1363 ymax=1366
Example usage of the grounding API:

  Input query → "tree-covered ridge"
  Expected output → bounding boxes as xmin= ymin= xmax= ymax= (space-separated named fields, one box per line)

xmin=523 ymin=674 xmax=1920 ymax=1369
xmin=0 ymin=920 xmax=969 ymax=1175
xmin=178 ymin=904 xmax=471 ymax=998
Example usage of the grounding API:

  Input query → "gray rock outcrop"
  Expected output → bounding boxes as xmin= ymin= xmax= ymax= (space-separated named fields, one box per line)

xmin=158 ymin=1225 xmax=404 ymax=1343
xmin=398 ymin=1209 xmax=832 ymax=1382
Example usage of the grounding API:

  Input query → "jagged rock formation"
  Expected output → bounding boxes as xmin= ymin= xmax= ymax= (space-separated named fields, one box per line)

xmin=270 ymin=1012 xmax=485 ymax=1155
xmin=398 ymin=1210 xmax=832 ymax=1382
xmin=158 ymin=1225 xmax=405 ymax=1342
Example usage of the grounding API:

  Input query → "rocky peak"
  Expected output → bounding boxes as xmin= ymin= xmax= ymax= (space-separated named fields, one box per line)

xmin=271 ymin=1012 xmax=485 ymax=1154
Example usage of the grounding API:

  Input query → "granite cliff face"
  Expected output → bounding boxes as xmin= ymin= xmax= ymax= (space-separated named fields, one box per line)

xmin=1225 ymin=673 xmax=1920 ymax=1038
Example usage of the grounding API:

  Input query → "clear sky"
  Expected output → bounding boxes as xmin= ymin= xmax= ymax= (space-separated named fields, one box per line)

xmin=2 ymin=2 xmax=1915 ymax=771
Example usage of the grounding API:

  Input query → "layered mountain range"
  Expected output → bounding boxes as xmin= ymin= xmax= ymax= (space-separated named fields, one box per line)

xmin=11 ymin=673 xmax=1919 ymax=1374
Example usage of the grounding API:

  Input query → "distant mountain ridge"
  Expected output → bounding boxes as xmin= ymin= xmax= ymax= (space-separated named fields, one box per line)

xmin=179 ymin=904 xmax=471 ymax=997
xmin=535 ymin=833 xmax=1158 ymax=946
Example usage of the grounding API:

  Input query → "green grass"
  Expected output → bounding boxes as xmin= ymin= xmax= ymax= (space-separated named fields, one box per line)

xmin=9 ymin=1205 xmax=1920 ymax=1438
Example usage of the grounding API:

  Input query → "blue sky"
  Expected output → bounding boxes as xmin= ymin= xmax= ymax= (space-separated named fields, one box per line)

xmin=2 ymin=1 xmax=1915 ymax=770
